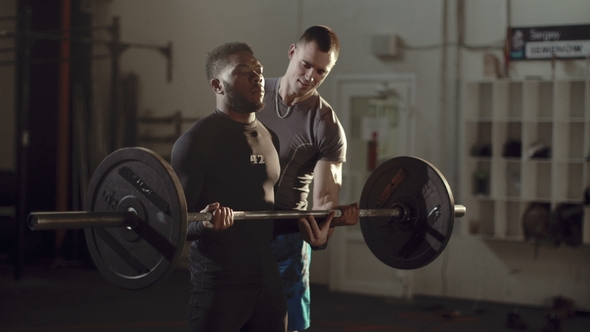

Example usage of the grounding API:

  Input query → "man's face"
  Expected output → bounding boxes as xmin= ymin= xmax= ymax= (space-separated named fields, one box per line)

xmin=284 ymin=41 xmax=337 ymax=98
xmin=220 ymin=50 xmax=265 ymax=113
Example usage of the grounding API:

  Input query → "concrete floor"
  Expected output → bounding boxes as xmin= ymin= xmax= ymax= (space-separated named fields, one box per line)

xmin=1 ymin=259 xmax=589 ymax=332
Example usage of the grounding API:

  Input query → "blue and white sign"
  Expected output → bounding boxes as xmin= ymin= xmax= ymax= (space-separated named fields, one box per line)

xmin=509 ymin=24 xmax=590 ymax=60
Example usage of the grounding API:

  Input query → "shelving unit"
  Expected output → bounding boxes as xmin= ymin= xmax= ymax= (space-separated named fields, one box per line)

xmin=461 ymin=79 xmax=590 ymax=244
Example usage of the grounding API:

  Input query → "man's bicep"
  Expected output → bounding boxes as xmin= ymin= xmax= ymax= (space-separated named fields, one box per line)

xmin=312 ymin=160 xmax=342 ymax=210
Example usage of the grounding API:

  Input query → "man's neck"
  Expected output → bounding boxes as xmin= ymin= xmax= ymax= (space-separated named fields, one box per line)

xmin=278 ymin=76 xmax=315 ymax=106
xmin=217 ymin=105 xmax=255 ymax=124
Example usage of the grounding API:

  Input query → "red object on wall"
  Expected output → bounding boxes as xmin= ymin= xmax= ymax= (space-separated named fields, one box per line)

xmin=367 ymin=131 xmax=378 ymax=171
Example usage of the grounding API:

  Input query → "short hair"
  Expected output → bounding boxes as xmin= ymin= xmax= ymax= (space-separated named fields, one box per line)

xmin=297 ymin=25 xmax=340 ymax=58
xmin=205 ymin=42 xmax=253 ymax=81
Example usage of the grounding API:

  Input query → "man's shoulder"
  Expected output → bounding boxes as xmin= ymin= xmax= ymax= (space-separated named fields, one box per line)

xmin=186 ymin=112 xmax=214 ymax=128
xmin=312 ymin=94 xmax=338 ymax=118
xmin=178 ymin=113 xmax=219 ymax=141
xmin=172 ymin=113 xmax=224 ymax=160
xmin=315 ymin=93 xmax=331 ymax=108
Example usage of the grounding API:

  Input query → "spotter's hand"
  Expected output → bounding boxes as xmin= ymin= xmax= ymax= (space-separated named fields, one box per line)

xmin=332 ymin=203 xmax=360 ymax=227
xmin=298 ymin=211 xmax=334 ymax=247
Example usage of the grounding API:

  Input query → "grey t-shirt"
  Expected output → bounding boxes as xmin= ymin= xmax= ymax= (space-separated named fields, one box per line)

xmin=257 ymin=77 xmax=347 ymax=211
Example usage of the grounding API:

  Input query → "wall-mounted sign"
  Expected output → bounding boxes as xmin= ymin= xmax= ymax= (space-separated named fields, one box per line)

xmin=509 ymin=24 xmax=590 ymax=60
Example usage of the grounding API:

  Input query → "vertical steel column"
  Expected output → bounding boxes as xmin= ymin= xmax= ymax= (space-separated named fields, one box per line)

xmin=54 ymin=0 xmax=72 ymax=256
xmin=15 ymin=7 xmax=32 ymax=281
xmin=108 ymin=17 xmax=120 ymax=153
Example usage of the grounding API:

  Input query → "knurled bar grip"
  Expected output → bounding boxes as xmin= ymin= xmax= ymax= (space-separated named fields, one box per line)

xmin=28 ymin=205 xmax=465 ymax=231
xmin=188 ymin=208 xmax=402 ymax=222
xmin=190 ymin=205 xmax=466 ymax=221
xmin=28 ymin=209 xmax=401 ymax=230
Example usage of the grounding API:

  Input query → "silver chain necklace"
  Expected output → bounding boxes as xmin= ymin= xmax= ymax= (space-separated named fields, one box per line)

xmin=275 ymin=80 xmax=293 ymax=119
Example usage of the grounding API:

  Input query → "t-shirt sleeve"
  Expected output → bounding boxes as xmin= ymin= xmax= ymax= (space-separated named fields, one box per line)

xmin=170 ymin=131 xmax=207 ymax=240
xmin=316 ymin=109 xmax=347 ymax=163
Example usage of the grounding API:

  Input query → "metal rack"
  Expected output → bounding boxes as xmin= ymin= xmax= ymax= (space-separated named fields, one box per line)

xmin=1 ymin=7 xmax=173 ymax=280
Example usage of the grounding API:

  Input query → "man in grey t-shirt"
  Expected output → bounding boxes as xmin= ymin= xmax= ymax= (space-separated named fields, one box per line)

xmin=257 ymin=26 xmax=359 ymax=332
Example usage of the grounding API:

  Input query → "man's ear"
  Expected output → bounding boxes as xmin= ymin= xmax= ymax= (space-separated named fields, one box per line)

xmin=287 ymin=44 xmax=297 ymax=60
xmin=211 ymin=78 xmax=224 ymax=94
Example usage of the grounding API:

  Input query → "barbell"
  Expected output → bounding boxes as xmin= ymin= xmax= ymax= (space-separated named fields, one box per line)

xmin=28 ymin=147 xmax=465 ymax=290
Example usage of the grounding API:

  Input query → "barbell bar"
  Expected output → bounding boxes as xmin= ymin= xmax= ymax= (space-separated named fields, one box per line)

xmin=27 ymin=147 xmax=465 ymax=290
xmin=29 ymin=206 xmax=467 ymax=231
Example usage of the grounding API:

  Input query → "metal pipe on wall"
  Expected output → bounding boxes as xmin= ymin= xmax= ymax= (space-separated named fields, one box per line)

xmin=54 ymin=0 xmax=72 ymax=253
xmin=15 ymin=6 xmax=31 ymax=281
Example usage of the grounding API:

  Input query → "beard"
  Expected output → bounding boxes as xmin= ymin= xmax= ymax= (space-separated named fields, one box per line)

xmin=223 ymin=81 xmax=266 ymax=114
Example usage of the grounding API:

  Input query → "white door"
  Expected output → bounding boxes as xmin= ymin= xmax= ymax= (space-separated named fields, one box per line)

xmin=313 ymin=74 xmax=417 ymax=298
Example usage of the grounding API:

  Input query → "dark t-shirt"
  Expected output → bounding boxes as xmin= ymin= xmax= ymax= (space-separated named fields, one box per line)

xmin=171 ymin=110 xmax=281 ymax=289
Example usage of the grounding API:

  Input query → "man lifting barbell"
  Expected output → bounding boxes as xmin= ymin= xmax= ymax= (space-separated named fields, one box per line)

xmin=169 ymin=41 xmax=350 ymax=332
xmin=26 ymin=42 xmax=465 ymax=332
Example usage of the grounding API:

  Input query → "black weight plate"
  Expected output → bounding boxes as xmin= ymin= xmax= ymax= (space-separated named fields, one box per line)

xmin=84 ymin=147 xmax=187 ymax=290
xmin=360 ymin=156 xmax=454 ymax=269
